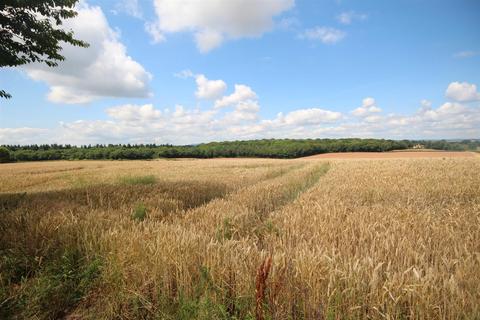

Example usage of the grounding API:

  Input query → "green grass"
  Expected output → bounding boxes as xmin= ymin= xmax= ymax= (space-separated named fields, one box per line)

xmin=153 ymin=266 xmax=254 ymax=320
xmin=0 ymin=248 xmax=101 ymax=319
xmin=132 ymin=203 xmax=147 ymax=221
xmin=216 ymin=218 xmax=234 ymax=241
xmin=119 ymin=175 xmax=157 ymax=185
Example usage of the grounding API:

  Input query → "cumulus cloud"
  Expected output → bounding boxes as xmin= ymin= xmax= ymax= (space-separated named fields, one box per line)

xmin=351 ymin=97 xmax=382 ymax=117
xmin=115 ymin=0 xmax=142 ymax=18
xmin=169 ymin=105 xmax=217 ymax=125
xmin=364 ymin=115 xmax=383 ymax=123
xmin=215 ymin=84 xmax=257 ymax=108
xmin=22 ymin=2 xmax=152 ymax=104
xmin=336 ymin=11 xmax=367 ymax=25
xmin=300 ymin=27 xmax=346 ymax=44
xmin=195 ymin=29 xmax=224 ymax=53
xmin=224 ymin=100 xmax=261 ymax=124
xmin=195 ymin=74 xmax=227 ymax=100
xmin=445 ymin=81 xmax=480 ymax=102
xmin=279 ymin=108 xmax=342 ymax=125
xmin=145 ymin=22 xmax=166 ymax=43
xmin=50 ymin=104 xmax=219 ymax=145
xmin=383 ymin=99 xmax=480 ymax=138
xmin=106 ymin=104 xmax=162 ymax=122
xmin=146 ymin=0 xmax=294 ymax=52
xmin=436 ymin=102 xmax=468 ymax=115
xmin=0 ymin=128 xmax=50 ymax=145
xmin=175 ymin=71 xmax=227 ymax=100
xmin=2 ymin=80 xmax=479 ymax=145
xmin=421 ymin=99 xmax=431 ymax=106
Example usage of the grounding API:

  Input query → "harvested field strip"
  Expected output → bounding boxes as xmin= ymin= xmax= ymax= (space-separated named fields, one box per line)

xmin=301 ymin=151 xmax=476 ymax=159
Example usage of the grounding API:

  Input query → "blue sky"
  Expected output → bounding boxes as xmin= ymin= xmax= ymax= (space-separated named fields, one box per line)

xmin=1 ymin=0 xmax=479 ymax=145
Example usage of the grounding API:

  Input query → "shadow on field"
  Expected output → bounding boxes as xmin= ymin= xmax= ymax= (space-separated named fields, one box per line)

xmin=0 ymin=180 xmax=230 ymax=214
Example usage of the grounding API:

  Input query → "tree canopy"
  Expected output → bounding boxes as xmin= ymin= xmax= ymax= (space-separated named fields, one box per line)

xmin=0 ymin=0 xmax=88 ymax=98
xmin=0 ymin=146 xmax=12 ymax=163
xmin=2 ymin=138 xmax=478 ymax=162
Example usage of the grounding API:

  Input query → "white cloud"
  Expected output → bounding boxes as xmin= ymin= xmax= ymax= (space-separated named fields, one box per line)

xmin=169 ymin=105 xmax=217 ymax=125
xmin=2 ymin=80 xmax=480 ymax=145
xmin=60 ymin=120 xmax=130 ymax=141
xmin=215 ymin=84 xmax=257 ymax=108
xmin=416 ymin=99 xmax=432 ymax=115
xmin=145 ymin=21 xmax=166 ymax=43
xmin=420 ymin=99 xmax=432 ymax=108
xmin=175 ymin=71 xmax=227 ymax=100
xmin=351 ymin=97 xmax=382 ymax=117
xmin=147 ymin=0 xmax=294 ymax=52
xmin=445 ymin=81 xmax=480 ymax=102
xmin=0 ymin=128 xmax=50 ymax=145
xmin=364 ymin=115 xmax=382 ymax=123
xmin=174 ymin=69 xmax=194 ymax=79
xmin=436 ymin=102 xmax=468 ymax=115
xmin=382 ymin=99 xmax=480 ymax=138
xmin=115 ymin=0 xmax=142 ymax=18
xmin=281 ymin=108 xmax=342 ymax=125
xmin=106 ymin=104 xmax=162 ymax=122
xmin=195 ymin=74 xmax=227 ymax=100
xmin=224 ymin=100 xmax=261 ymax=124
xmin=23 ymin=2 xmax=152 ymax=104
xmin=195 ymin=29 xmax=224 ymax=53
xmin=336 ymin=11 xmax=367 ymax=25
xmin=300 ymin=27 xmax=346 ymax=44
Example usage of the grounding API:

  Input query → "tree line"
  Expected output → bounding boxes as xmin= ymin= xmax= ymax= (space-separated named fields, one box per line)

xmin=0 ymin=139 xmax=478 ymax=162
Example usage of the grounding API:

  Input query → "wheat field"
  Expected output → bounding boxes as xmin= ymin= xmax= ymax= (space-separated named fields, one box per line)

xmin=1 ymin=156 xmax=479 ymax=319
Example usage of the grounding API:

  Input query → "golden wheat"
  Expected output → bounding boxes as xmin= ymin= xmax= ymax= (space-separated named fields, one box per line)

xmin=0 ymin=157 xmax=479 ymax=319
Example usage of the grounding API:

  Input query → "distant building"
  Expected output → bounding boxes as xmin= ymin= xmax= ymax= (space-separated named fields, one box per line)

xmin=413 ymin=144 xmax=425 ymax=149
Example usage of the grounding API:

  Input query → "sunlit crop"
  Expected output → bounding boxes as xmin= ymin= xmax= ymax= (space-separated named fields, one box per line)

xmin=1 ymin=157 xmax=479 ymax=319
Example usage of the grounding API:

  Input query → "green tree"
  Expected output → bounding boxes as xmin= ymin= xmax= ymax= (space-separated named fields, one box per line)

xmin=0 ymin=146 xmax=12 ymax=163
xmin=1 ymin=0 xmax=88 ymax=98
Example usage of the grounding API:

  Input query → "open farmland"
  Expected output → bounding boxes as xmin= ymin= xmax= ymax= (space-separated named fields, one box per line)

xmin=1 ymin=155 xmax=479 ymax=319
xmin=302 ymin=151 xmax=478 ymax=159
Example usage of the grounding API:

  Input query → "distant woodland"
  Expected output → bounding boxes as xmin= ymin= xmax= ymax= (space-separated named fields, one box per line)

xmin=1 ymin=139 xmax=478 ymax=162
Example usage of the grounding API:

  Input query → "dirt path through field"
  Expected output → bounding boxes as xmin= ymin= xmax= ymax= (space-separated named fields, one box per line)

xmin=301 ymin=151 xmax=477 ymax=159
